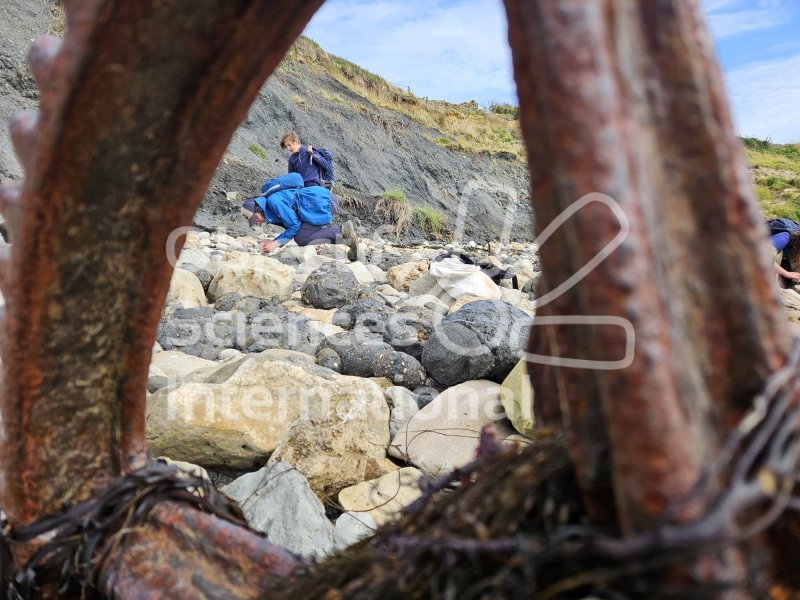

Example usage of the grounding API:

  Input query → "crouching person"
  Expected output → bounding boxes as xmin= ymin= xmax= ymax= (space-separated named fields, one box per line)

xmin=241 ymin=172 xmax=359 ymax=259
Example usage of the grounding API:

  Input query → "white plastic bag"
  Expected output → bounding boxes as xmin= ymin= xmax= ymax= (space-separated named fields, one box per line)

xmin=428 ymin=257 xmax=502 ymax=300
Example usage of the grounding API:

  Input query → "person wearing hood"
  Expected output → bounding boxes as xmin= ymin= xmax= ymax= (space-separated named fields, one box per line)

xmin=241 ymin=172 xmax=359 ymax=259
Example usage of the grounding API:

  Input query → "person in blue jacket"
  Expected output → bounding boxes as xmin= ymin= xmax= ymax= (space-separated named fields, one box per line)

xmin=280 ymin=130 xmax=331 ymax=187
xmin=241 ymin=172 xmax=358 ymax=259
xmin=768 ymin=218 xmax=800 ymax=284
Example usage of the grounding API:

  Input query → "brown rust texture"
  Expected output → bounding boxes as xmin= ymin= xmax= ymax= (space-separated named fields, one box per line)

xmin=1 ymin=0 xmax=796 ymax=596
xmin=98 ymin=502 xmax=302 ymax=599
xmin=506 ymin=0 xmax=791 ymax=532
xmin=0 ymin=0 xmax=323 ymax=527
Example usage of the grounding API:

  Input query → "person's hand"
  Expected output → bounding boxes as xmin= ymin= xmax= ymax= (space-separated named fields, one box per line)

xmin=306 ymin=145 xmax=314 ymax=154
xmin=787 ymin=271 xmax=800 ymax=282
xmin=260 ymin=240 xmax=280 ymax=253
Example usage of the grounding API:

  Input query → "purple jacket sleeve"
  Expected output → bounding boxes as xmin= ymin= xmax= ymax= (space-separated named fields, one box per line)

xmin=771 ymin=231 xmax=791 ymax=252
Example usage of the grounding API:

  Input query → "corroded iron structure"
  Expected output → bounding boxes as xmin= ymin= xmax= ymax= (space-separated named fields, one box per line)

xmin=1 ymin=0 xmax=797 ymax=597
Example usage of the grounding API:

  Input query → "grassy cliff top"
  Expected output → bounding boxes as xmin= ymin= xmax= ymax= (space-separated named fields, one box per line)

xmin=281 ymin=36 xmax=525 ymax=160
xmin=281 ymin=39 xmax=800 ymax=206
xmin=746 ymin=138 xmax=800 ymax=220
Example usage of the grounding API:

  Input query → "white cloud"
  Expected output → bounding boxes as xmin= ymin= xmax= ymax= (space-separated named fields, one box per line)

xmin=703 ymin=0 xmax=786 ymax=39
xmin=724 ymin=52 xmax=800 ymax=142
xmin=303 ymin=0 xmax=799 ymax=142
xmin=703 ymin=0 xmax=738 ymax=11
xmin=707 ymin=9 xmax=784 ymax=38
xmin=302 ymin=0 xmax=517 ymax=105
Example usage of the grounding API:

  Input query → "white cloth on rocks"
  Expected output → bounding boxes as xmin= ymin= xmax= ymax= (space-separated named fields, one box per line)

xmin=428 ymin=257 xmax=501 ymax=300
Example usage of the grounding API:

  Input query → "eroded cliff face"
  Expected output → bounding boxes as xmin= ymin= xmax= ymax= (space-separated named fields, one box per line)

xmin=0 ymin=1 xmax=533 ymax=243
xmin=0 ymin=0 xmax=52 ymax=181
xmin=220 ymin=61 xmax=532 ymax=241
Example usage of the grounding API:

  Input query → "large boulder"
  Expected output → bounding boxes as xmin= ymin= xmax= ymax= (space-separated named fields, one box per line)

xmin=146 ymin=351 xmax=387 ymax=469
xmin=499 ymin=359 xmax=535 ymax=437
xmin=301 ymin=262 xmax=363 ymax=309
xmin=150 ymin=350 xmax=217 ymax=381
xmin=385 ymin=386 xmax=420 ymax=438
xmin=316 ymin=332 xmax=394 ymax=377
xmin=157 ymin=309 xmax=237 ymax=360
xmin=244 ymin=306 xmax=324 ymax=356
xmin=334 ymin=512 xmax=377 ymax=548
xmin=421 ymin=322 xmax=492 ymax=386
xmin=165 ymin=268 xmax=208 ymax=309
xmin=332 ymin=298 xmax=393 ymax=333
xmin=156 ymin=310 xmax=243 ymax=361
xmin=388 ymin=380 xmax=517 ymax=476
xmin=176 ymin=247 xmax=211 ymax=267
xmin=222 ymin=462 xmax=336 ymax=559
xmin=383 ymin=306 xmax=439 ymax=360
xmin=422 ymin=300 xmax=532 ymax=387
xmin=267 ymin=377 xmax=391 ymax=497
xmin=179 ymin=263 xmax=214 ymax=293
xmin=157 ymin=303 xmax=323 ymax=359
xmin=317 ymin=332 xmax=426 ymax=388
xmin=337 ymin=467 xmax=423 ymax=525
xmin=387 ymin=260 xmax=429 ymax=292
xmin=780 ymin=288 xmax=800 ymax=324
xmin=207 ymin=252 xmax=294 ymax=301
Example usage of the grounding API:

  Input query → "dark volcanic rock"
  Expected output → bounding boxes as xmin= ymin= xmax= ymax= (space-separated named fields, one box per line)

xmin=372 ymin=351 xmax=427 ymax=389
xmin=422 ymin=300 xmax=532 ymax=387
xmin=214 ymin=292 xmax=244 ymax=312
xmin=332 ymin=298 xmax=392 ymax=333
xmin=316 ymin=331 xmax=424 ymax=388
xmin=383 ymin=306 xmax=439 ymax=360
xmin=180 ymin=263 xmax=213 ymax=293
xmin=244 ymin=307 xmax=322 ymax=356
xmin=412 ymin=386 xmax=440 ymax=409
xmin=158 ymin=304 xmax=323 ymax=359
xmin=316 ymin=347 xmax=342 ymax=372
xmin=421 ymin=322 xmax=492 ymax=388
xmin=316 ymin=332 xmax=392 ymax=378
xmin=231 ymin=295 xmax=281 ymax=317
xmin=302 ymin=262 xmax=363 ymax=309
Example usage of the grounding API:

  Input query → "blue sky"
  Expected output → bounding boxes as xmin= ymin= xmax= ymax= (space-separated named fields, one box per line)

xmin=303 ymin=0 xmax=800 ymax=143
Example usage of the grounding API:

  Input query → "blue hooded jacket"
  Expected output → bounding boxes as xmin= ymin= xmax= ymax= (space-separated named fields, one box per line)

xmin=254 ymin=173 xmax=333 ymax=245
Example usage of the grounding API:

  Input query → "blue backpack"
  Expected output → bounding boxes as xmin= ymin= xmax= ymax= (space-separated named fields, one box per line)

xmin=261 ymin=172 xmax=303 ymax=196
xmin=311 ymin=147 xmax=335 ymax=186
xmin=767 ymin=218 xmax=800 ymax=235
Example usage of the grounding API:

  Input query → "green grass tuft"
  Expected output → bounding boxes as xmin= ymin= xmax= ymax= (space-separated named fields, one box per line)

xmin=413 ymin=206 xmax=447 ymax=238
xmin=248 ymin=143 xmax=268 ymax=161
xmin=379 ymin=189 xmax=408 ymax=203
xmin=375 ymin=189 xmax=412 ymax=235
